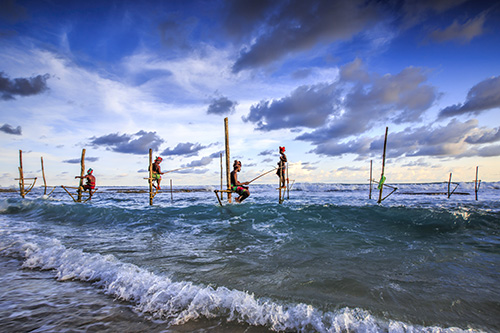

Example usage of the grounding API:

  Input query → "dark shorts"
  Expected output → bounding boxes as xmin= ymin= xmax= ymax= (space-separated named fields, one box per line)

xmin=83 ymin=185 xmax=95 ymax=191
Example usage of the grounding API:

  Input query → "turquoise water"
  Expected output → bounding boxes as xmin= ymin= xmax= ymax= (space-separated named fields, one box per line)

xmin=1 ymin=183 xmax=499 ymax=332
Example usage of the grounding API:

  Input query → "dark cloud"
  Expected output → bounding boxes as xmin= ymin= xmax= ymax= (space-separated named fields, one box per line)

xmin=182 ymin=156 xmax=214 ymax=168
xmin=308 ymin=119 xmax=500 ymax=159
xmin=465 ymin=127 xmax=500 ymax=144
xmin=209 ymin=151 xmax=224 ymax=158
xmin=63 ymin=157 xmax=99 ymax=164
xmin=220 ymin=0 xmax=276 ymax=41
xmin=90 ymin=131 xmax=164 ymax=155
xmin=309 ymin=137 xmax=373 ymax=158
xmin=207 ymin=96 xmax=238 ymax=115
xmin=258 ymin=149 xmax=274 ymax=156
xmin=429 ymin=13 xmax=486 ymax=43
xmin=231 ymin=0 xmax=379 ymax=72
xmin=400 ymin=0 xmax=469 ymax=28
xmin=296 ymin=61 xmax=438 ymax=143
xmin=0 ymin=72 xmax=50 ymax=100
xmin=243 ymin=82 xmax=341 ymax=131
xmin=0 ymin=123 xmax=21 ymax=135
xmin=161 ymin=142 xmax=207 ymax=157
xmin=438 ymin=76 xmax=500 ymax=119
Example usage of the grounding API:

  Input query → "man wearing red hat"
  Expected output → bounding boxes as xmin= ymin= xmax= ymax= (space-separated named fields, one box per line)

xmin=151 ymin=156 xmax=164 ymax=190
xmin=276 ymin=146 xmax=287 ymax=188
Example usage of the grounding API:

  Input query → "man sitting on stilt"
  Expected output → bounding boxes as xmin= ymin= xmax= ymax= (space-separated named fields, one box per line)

xmin=75 ymin=168 xmax=96 ymax=200
xmin=230 ymin=160 xmax=250 ymax=203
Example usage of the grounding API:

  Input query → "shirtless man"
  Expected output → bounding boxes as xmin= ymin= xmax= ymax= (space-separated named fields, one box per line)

xmin=151 ymin=156 xmax=164 ymax=190
xmin=276 ymin=146 xmax=287 ymax=188
xmin=230 ymin=160 xmax=250 ymax=203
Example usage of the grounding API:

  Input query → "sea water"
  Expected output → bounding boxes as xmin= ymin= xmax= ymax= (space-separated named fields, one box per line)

xmin=0 ymin=183 xmax=499 ymax=332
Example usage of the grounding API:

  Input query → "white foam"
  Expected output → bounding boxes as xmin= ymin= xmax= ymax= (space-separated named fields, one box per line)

xmin=0 ymin=233 xmax=483 ymax=332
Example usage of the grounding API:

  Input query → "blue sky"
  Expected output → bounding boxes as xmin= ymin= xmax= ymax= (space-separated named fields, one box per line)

xmin=1 ymin=0 xmax=500 ymax=187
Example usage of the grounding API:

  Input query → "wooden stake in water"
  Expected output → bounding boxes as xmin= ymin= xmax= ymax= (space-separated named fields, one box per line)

xmin=41 ymin=156 xmax=47 ymax=195
xmin=170 ymin=179 xmax=173 ymax=201
xmin=224 ymin=117 xmax=232 ymax=203
xmin=447 ymin=173 xmax=452 ymax=199
xmin=286 ymin=162 xmax=289 ymax=200
xmin=19 ymin=150 xmax=25 ymax=198
xmin=279 ymin=171 xmax=283 ymax=204
xmin=377 ymin=127 xmax=388 ymax=204
xmin=220 ymin=152 xmax=223 ymax=200
xmin=77 ymin=149 xmax=86 ymax=202
xmin=369 ymin=160 xmax=373 ymax=200
xmin=475 ymin=166 xmax=480 ymax=201
xmin=148 ymin=149 xmax=154 ymax=206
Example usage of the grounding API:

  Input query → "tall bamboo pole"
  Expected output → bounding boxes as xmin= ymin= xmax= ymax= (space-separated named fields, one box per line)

xmin=475 ymin=166 xmax=479 ymax=201
xmin=377 ymin=127 xmax=388 ymax=204
xmin=149 ymin=149 xmax=153 ymax=205
xmin=369 ymin=160 xmax=373 ymax=200
xmin=286 ymin=162 xmax=289 ymax=200
xmin=41 ymin=156 xmax=47 ymax=195
xmin=447 ymin=173 xmax=452 ymax=198
xmin=77 ymin=149 xmax=86 ymax=202
xmin=224 ymin=117 xmax=232 ymax=203
xmin=220 ymin=152 xmax=224 ymax=200
xmin=170 ymin=179 xmax=173 ymax=201
xmin=19 ymin=150 xmax=25 ymax=198
xmin=279 ymin=171 xmax=282 ymax=204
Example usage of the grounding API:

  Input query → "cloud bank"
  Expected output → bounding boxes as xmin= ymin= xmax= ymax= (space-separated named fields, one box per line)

xmin=439 ymin=76 xmax=500 ymax=118
xmin=161 ymin=142 xmax=207 ymax=157
xmin=89 ymin=131 xmax=164 ymax=155
xmin=0 ymin=123 xmax=21 ymax=135
xmin=0 ymin=72 xmax=50 ymax=100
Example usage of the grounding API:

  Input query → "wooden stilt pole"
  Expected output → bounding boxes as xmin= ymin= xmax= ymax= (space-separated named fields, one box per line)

xmin=286 ymin=162 xmax=289 ymax=200
xmin=475 ymin=166 xmax=480 ymax=201
xmin=40 ymin=156 xmax=55 ymax=197
xmin=149 ymin=149 xmax=154 ymax=206
xmin=369 ymin=160 xmax=373 ymax=200
xmin=220 ymin=153 xmax=224 ymax=200
xmin=170 ymin=179 xmax=173 ymax=201
xmin=19 ymin=150 xmax=25 ymax=198
xmin=77 ymin=149 xmax=86 ymax=202
xmin=279 ymin=171 xmax=282 ymax=204
xmin=447 ymin=173 xmax=452 ymax=199
xmin=41 ymin=156 xmax=47 ymax=195
xmin=377 ymin=127 xmax=388 ymax=204
xmin=224 ymin=117 xmax=232 ymax=203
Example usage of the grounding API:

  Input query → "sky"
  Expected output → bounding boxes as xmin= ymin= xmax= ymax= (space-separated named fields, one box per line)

xmin=1 ymin=0 xmax=500 ymax=187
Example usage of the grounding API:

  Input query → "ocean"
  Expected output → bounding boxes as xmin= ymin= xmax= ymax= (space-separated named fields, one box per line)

xmin=0 ymin=182 xmax=499 ymax=332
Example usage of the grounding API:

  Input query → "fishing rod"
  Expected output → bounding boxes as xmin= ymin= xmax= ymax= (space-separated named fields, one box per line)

xmin=247 ymin=167 xmax=277 ymax=184
xmin=162 ymin=165 xmax=199 ymax=174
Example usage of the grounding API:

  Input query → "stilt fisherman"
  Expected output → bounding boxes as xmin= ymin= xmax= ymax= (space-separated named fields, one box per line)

xmin=75 ymin=168 xmax=96 ymax=200
xmin=276 ymin=146 xmax=287 ymax=188
xmin=230 ymin=160 xmax=250 ymax=203
xmin=151 ymin=156 xmax=164 ymax=190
